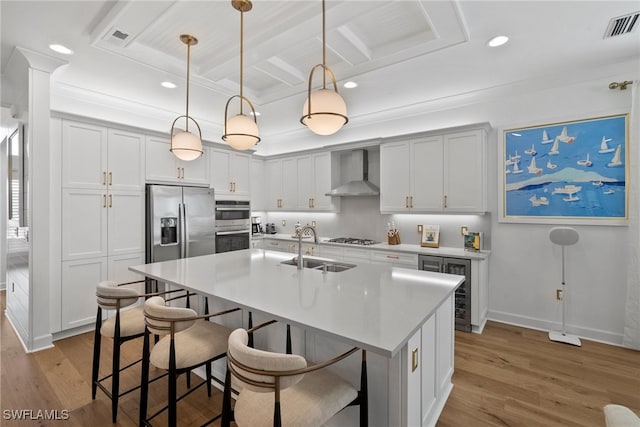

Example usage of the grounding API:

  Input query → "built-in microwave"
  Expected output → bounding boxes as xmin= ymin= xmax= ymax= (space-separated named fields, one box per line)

xmin=214 ymin=200 xmax=251 ymax=253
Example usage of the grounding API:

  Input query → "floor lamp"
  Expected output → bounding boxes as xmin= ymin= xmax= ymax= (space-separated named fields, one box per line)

xmin=548 ymin=226 xmax=581 ymax=346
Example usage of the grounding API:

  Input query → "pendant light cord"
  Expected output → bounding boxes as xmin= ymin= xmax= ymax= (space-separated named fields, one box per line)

xmin=322 ymin=0 xmax=326 ymax=89
xmin=239 ymin=10 xmax=244 ymax=115
xmin=185 ymin=41 xmax=191 ymax=132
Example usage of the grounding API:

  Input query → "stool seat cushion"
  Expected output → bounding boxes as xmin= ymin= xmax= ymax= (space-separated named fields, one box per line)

xmin=150 ymin=320 xmax=232 ymax=370
xmin=604 ymin=404 xmax=640 ymax=427
xmin=234 ymin=368 xmax=358 ymax=427
xmin=100 ymin=305 xmax=145 ymax=338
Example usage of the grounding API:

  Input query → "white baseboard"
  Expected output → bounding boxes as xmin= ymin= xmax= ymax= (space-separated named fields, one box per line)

xmin=4 ymin=310 xmax=53 ymax=353
xmin=52 ymin=323 xmax=95 ymax=342
xmin=487 ymin=310 xmax=624 ymax=347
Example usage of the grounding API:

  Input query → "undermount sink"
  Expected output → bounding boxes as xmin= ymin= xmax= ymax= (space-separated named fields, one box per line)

xmin=280 ymin=257 xmax=356 ymax=272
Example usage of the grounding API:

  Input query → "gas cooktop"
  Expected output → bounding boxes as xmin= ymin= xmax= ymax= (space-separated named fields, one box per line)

xmin=327 ymin=237 xmax=379 ymax=246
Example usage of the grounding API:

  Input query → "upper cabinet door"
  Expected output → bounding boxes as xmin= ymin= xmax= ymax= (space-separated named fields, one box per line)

xmin=107 ymin=129 xmax=145 ymax=191
xmin=380 ymin=141 xmax=411 ymax=212
xmin=311 ymin=152 xmax=334 ymax=210
xmin=230 ymin=152 xmax=251 ymax=198
xmin=265 ymin=159 xmax=283 ymax=210
xmin=210 ymin=148 xmax=232 ymax=194
xmin=180 ymin=147 xmax=209 ymax=185
xmin=411 ymin=136 xmax=444 ymax=211
xmin=145 ymin=136 xmax=180 ymax=183
xmin=62 ymin=121 xmax=107 ymax=189
xmin=443 ymin=130 xmax=486 ymax=212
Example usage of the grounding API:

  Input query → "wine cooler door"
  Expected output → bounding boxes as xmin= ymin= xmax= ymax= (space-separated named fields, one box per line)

xmin=444 ymin=258 xmax=472 ymax=332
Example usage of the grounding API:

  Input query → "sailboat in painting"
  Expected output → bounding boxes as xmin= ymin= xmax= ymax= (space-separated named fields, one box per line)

xmin=557 ymin=126 xmax=575 ymax=143
xmin=548 ymin=137 xmax=560 ymax=155
xmin=607 ymin=145 xmax=623 ymax=167
xmin=528 ymin=157 xmax=542 ymax=174
xmin=541 ymin=130 xmax=553 ymax=144
xmin=577 ymin=153 xmax=592 ymax=167
xmin=524 ymin=144 xmax=536 ymax=156
xmin=512 ymin=160 xmax=523 ymax=174
xmin=546 ymin=159 xmax=557 ymax=170
xmin=529 ymin=195 xmax=549 ymax=206
xmin=598 ymin=136 xmax=614 ymax=154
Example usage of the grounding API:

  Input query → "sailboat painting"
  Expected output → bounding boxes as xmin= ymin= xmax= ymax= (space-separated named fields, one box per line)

xmin=501 ymin=114 xmax=628 ymax=222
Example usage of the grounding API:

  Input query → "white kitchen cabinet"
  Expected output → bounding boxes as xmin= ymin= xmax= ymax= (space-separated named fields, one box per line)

xmin=61 ymin=189 xmax=144 ymax=261
xmin=60 ymin=252 xmax=144 ymax=330
xmin=62 ymin=121 xmax=144 ymax=191
xmin=267 ymin=152 xmax=338 ymax=212
xmin=265 ymin=158 xmax=297 ymax=210
xmin=370 ymin=250 xmax=418 ymax=269
xmin=145 ymin=135 xmax=209 ymax=185
xmin=250 ymin=157 xmax=265 ymax=211
xmin=380 ymin=127 xmax=487 ymax=213
xmin=296 ymin=152 xmax=338 ymax=211
xmin=210 ymin=147 xmax=250 ymax=199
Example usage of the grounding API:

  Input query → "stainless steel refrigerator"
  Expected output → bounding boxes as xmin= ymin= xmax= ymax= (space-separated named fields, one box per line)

xmin=146 ymin=184 xmax=216 ymax=264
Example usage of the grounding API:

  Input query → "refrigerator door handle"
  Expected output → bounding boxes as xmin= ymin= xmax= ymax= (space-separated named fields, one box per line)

xmin=178 ymin=202 xmax=185 ymax=258
xmin=183 ymin=203 xmax=190 ymax=258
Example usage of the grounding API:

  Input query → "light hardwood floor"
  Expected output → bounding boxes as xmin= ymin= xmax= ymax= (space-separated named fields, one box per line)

xmin=1 ymin=291 xmax=638 ymax=426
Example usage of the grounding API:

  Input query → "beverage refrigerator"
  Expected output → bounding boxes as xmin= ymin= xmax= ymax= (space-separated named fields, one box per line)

xmin=418 ymin=255 xmax=472 ymax=332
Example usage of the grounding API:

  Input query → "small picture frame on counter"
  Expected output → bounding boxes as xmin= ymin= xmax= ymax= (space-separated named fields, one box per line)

xmin=420 ymin=225 xmax=440 ymax=248
xmin=464 ymin=232 xmax=482 ymax=252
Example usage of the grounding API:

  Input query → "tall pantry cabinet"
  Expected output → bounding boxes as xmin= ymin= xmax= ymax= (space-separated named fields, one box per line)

xmin=59 ymin=120 xmax=145 ymax=330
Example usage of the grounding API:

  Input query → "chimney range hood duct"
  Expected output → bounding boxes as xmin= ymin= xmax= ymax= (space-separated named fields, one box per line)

xmin=326 ymin=149 xmax=380 ymax=197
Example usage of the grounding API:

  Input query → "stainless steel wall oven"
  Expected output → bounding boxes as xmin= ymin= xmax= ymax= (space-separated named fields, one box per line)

xmin=215 ymin=200 xmax=250 ymax=253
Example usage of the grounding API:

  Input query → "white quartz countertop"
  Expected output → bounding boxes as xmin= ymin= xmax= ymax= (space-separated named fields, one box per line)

xmin=258 ymin=233 xmax=491 ymax=260
xmin=130 ymin=249 xmax=463 ymax=357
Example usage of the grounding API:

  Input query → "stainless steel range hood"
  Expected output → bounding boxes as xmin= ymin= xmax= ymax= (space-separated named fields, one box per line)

xmin=325 ymin=149 xmax=380 ymax=197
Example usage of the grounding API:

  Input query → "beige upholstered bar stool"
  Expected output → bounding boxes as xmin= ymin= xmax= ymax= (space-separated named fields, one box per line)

xmin=221 ymin=324 xmax=368 ymax=427
xmin=92 ymin=280 xmax=189 ymax=423
xmin=139 ymin=296 xmax=240 ymax=426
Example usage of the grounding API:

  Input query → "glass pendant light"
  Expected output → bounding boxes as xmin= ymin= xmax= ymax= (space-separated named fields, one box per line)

xmin=222 ymin=0 xmax=260 ymax=151
xmin=300 ymin=0 xmax=348 ymax=136
xmin=170 ymin=34 xmax=203 ymax=161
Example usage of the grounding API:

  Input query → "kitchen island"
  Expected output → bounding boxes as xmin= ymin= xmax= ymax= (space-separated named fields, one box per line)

xmin=130 ymin=249 xmax=464 ymax=426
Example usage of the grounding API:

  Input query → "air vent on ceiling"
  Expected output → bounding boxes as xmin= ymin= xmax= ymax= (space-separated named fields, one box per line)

xmin=604 ymin=12 xmax=639 ymax=38
xmin=112 ymin=29 xmax=129 ymax=41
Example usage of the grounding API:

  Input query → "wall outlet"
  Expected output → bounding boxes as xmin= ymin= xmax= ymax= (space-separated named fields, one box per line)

xmin=460 ymin=226 xmax=468 ymax=236
xmin=556 ymin=289 xmax=563 ymax=300
xmin=417 ymin=225 xmax=423 ymax=233
xmin=282 ymin=220 xmax=286 ymax=226
xmin=311 ymin=220 xmax=316 ymax=227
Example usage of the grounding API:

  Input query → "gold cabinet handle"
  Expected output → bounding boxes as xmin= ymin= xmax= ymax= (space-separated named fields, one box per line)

xmin=233 ymin=182 xmax=236 ymax=192
xmin=177 ymin=167 xmax=181 ymax=179
xmin=103 ymin=194 xmax=107 ymax=208
xmin=412 ymin=348 xmax=419 ymax=372
xmin=410 ymin=196 xmax=413 ymax=208
xmin=270 ymin=242 xmax=278 ymax=246
xmin=405 ymin=196 xmax=409 ymax=208
xmin=312 ymin=198 xmax=315 ymax=208
xmin=108 ymin=172 xmax=112 ymax=186
xmin=102 ymin=171 xmax=107 ymax=186
xmin=387 ymin=254 xmax=399 ymax=259
xmin=444 ymin=194 xmax=447 ymax=208
xmin=109 ymin=194 xmax=112 ymax=208
xmin=182 ymin=167 xmax=185 ymax=179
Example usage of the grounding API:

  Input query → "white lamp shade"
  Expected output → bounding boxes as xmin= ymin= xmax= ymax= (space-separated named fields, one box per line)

xmin=224 ymin=114 xmax=260 ymax=151
xmin=302 ymin=88 xmax=347 ymax=135
xmin=171 ymin=130 xmax=203 ymax=161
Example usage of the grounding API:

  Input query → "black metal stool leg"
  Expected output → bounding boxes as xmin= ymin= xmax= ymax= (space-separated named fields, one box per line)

xmin=139 ymin=329 xmax=151 ymax=426
xmin=91 ymin=306 xmax=102 ymax=400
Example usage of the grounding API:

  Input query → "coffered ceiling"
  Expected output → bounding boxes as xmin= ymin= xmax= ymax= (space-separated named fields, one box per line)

xmin=1 ymin=1 xmax=639 ymax=155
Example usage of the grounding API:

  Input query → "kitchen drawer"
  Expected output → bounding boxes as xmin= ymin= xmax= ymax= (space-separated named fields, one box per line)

xmin=371 ymin=250 xmax=418 ymax=268
xmin=263 ymin=239 xmax=288 ymax=252
xmin=343 ymin=247 xmax=371 ymax=261
xmin=320 ymin=245 xmax=343 ymax=259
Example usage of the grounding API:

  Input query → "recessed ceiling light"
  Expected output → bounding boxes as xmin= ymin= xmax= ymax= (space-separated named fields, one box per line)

xmin=487 ymin=35 xmax=509 ymax=47
xmin=49 ymin=44 xmax=73 ymax=55
xmin=344 ymin=81 xmax=358 ymax=89
xmin=161 ymin=81 xmax=177 ymax=89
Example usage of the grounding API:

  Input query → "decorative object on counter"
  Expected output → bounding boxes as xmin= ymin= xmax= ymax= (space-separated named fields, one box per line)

xmin=387 ymin=222 xmax=400 ymax=245
xmin=170 ymin=34 xmax=203 ymax=161
xmin=300 ymin=0 xmax=348 ymax=136
xmin=265 ymin=223 xmax=276 ymax=234
xmin=500 ymin=114 xmax=628 ymax=225
xmin=420 ymin=224 xmax=440 ymax=248
xmin=222 ymin=0 xmax=260 ymax=151
xmin=293 ymin=221 xmax=302 ymax=238
xmin=463 ymin=231 xmax=482 ymax=252
xmin=548 ymin=226 xmax=581 ymax=347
